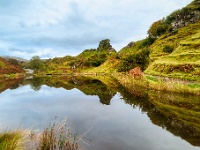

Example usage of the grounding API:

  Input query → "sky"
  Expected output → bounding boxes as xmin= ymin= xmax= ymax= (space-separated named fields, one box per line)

xmin=0 ymin=0 xmax=192 ymax=60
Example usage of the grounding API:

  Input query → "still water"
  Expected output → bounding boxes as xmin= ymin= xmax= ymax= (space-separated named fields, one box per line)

xmin=0 ymin=76 xmax=199 ymax=150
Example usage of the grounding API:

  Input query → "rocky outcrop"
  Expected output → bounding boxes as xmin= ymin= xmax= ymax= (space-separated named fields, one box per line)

xmin=172 ymin=10 xmax=200 ymax=29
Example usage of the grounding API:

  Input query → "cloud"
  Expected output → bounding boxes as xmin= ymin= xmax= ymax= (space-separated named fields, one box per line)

xmin=0 ymin=0 xmax=192 ymax=59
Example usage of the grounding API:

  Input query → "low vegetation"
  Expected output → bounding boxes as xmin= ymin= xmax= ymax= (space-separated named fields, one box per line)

xmin=0 ymin=57 xmax=25 ymax=77
xmin=114 ymin=73 xmax=200 ymax=96
xmin=0 ymin=130 xmax=23 ymax=150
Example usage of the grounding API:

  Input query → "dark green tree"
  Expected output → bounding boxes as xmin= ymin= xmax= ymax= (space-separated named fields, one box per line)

xmin=97 ymin=39 xmax=112 ymax=51
xmin=148 ymin=19 xmax=167 ymax=38
xmin=29 ymin=56 xmax=45 ymax=71
xmin=8 ymin=58 xmax=19 ymax=66
xmin=118 ymin=47 xmax=150 ymax=72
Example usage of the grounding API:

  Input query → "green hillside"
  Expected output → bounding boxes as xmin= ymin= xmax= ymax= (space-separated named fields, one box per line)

xmin=101 ymin=0 xmax=200 ymax=81
xmin=145 ymin=16 xmax=200 ymax=80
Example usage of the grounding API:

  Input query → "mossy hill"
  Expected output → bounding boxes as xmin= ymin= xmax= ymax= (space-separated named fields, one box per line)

xmin=145 ymin=21 xmax=200 ymax=81
xmin=0 ymin=57 xmax=25 ymax=76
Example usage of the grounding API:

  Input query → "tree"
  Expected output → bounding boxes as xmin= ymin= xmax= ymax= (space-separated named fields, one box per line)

xmin=97 ymin=39 xmax=112 ymax=51
xmin=29 ymin=56 xmax=45 ymax=71
xmin=8 ymin=58 xmax=19 ymax=66
xmin=148 ymin=19 xmax=167 ymax=38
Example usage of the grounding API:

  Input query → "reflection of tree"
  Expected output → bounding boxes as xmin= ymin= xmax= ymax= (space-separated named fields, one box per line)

xmin=68 ymin=77 xmax=117 ymax=105
xmin=29 ymin=77 xmax=45 ymax=91
xmin=25 ymin=76 xmax=117 ymax=105
xmin=117 ymin=83 xmax=200 ymax=147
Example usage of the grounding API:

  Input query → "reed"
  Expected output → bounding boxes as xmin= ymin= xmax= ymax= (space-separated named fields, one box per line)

xmin=30 ymin=118 xmax=79 ymax=150
xmin=114 ymin=73 xmax=200 ymax=95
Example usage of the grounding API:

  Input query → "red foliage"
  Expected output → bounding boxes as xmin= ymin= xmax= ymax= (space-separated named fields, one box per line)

xmin=129 ymin=66 xmax=143 ymax=79
xmin=0 ymin=57 xmax=25 ymax=74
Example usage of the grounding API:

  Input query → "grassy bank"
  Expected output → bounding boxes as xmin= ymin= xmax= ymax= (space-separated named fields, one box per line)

xmin=113 ymin=73 xmax=200 ymax=96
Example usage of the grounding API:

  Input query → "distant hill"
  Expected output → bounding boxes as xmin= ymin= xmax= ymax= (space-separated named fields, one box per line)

xmin=2 ymin=56 xmax=28 ymax=62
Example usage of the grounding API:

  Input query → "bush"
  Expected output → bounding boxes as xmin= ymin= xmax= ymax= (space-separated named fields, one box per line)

xmin=162 ymin=45 xmax=174 ymax=53
xmin=118 ymin=47 xmax=150 ymax=72
xmin=97 ymin=39 xmax=112 ymax=51
xmin=148 ymin=19 xmax=167 ymax=38
xmin=137 ymin=37 xmax=156 ymax=49
xmin=85 ymin=53 xmax=107 ymax=67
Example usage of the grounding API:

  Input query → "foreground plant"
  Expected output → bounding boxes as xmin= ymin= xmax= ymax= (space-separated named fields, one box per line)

xmin=0 ymin=130 xmax=24 ymax=150
xmin=30 ymin=118 xmax=79 ymax=150
xmin=0 ymin=118 xmax=80 ymax=150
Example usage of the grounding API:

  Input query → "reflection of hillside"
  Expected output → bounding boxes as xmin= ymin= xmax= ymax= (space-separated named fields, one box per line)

xmin=66 ymin=76 xmax=117 ymax=105
xmin=70 ymin=77 xmax=117 ymax=105
xmin=0 ymin=78 xmax=24 ymax=93
xmin=148 ymin=91 xmax=200 ymax=147
xmin=117 ymin=84 xmax=200 ymax=147
xmin=26 ymin=76 xmax=117 ymax=105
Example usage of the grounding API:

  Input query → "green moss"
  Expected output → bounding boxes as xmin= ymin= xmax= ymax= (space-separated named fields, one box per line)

xmin=188 ymin=83 xmax=200 ymax=89
xmin=146 ymin=76 xmax=158 ymax=82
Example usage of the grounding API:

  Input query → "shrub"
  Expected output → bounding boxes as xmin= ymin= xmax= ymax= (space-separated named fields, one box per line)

xmin=162 ymin=45 xmax=174 ymax=53
xmin=118 ymin=47 xmax=150 ymax=72
xmin=137 ymin=37 xmax=156 ymax=49
xmin=148 ymin=19 xmax=167 ymax=38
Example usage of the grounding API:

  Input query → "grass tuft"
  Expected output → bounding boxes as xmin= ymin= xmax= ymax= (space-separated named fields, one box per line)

xmin=30 ymin=117 xmax=79 ymax=150
xmin=0 ymin=130 xmax=24 ymax=150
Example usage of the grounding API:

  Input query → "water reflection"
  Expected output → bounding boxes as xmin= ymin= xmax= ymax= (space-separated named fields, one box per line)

xmin=0 ymin=76 xmax=199 ymax=149
xmin=24 ymin=76 xmax=117 ymax=105
xmin=0 ymin=78 xmax=24 ymax=93
xmin=118 ymin=83 xmax=200 ymax=147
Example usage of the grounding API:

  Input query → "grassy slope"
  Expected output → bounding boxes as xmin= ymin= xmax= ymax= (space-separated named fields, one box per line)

xmin=0 ymin=57 xmax=25 ymax=75
xmin=89 ymin=40 xmax=145 ymax=73
xmin=145 ymin=21 xmax=200 ymax=81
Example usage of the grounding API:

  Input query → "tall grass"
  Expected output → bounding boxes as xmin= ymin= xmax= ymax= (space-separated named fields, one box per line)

xmin=114 ymin=73 xmax=200 ymax=95
xmin=29 ymin=118 xmax=79 ymax=150
xmin=0 ymin=130 xmax=24 ymax=150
